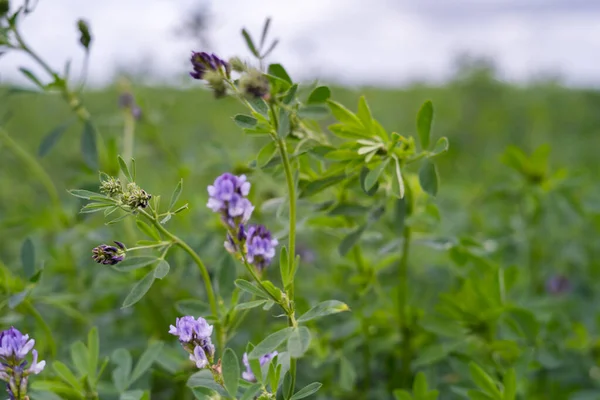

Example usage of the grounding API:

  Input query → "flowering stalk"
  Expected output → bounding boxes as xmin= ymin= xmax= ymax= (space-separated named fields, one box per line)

xmin=138 ymin=208 xmax=224 ymax=351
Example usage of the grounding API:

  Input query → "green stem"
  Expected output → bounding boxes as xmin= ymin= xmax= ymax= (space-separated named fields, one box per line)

xmin=0 ymin=129 xmax=64 ymax=222
xmin=276 ymin=136 xmax=299 ymax=397
xmin=352 ymin=247 xmax=372 ymax=391
xmin=126 ymin=242 xmax=172 ymax=252
xmin=398 ymin=220 xmax=412 ymax=388
xmin=139 ymin=210 xmax=224 ymax=351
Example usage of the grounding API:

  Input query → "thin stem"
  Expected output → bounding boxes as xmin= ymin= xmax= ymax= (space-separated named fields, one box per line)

xmin=0 ymin=129 xmax=65 ymax=223
xmin=13 ymin=28 xmax=56 ymax=78
xmin=138 ymin=209 xmax=224 ymax=351
xmin=398 ymin=222 xmax=413 ymax=388
xmin=126 ymin=242 xmax=172 ymax=252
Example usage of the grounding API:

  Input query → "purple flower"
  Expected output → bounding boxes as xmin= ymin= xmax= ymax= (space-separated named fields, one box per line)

xmin=189 ymin=345 xmax=209 ymax=369
xmin=546 ymin=275 xmax=570 ymax=295
xmin=92 ymin=241 xmax=126 ymax=265
xmin=169 ymin=316 xmax=215 ymax=368
xmin=242 ymin=351 xmax=278 ymax=382
xmin=0 ymin=328 xmax=35 ymax=363
xmin=207 ymin=173 xmax=254 ymax=228
xmin=245 ymin=224 xmax=278 ymax=270
xmin=0 ymin=327 xmax=45 ymax=398
xmin=190 ymin=52 xmax=230 ymax=80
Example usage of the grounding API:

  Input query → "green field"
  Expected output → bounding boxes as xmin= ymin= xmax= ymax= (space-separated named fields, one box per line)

xmin=2 ymin=61 xmax=600 ymax=400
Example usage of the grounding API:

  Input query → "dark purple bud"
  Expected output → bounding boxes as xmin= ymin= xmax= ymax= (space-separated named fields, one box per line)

xmin=114 ymin=241 xmax=126 ymax=250
xmin=92 ymin=243 xmax=126 ymax=265
xmin=190 ymin=51 xmax=230 ymax=81
xmin=237 ymin=224 xmax=246 ymax=242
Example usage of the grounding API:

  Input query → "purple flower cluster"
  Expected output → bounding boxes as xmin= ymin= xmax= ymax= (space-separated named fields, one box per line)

xmin=92 ymin=241 xmax=126 ymax=265
xmin=169 ymin=316 xmax=215 ymax=369
xmin=190 ymin=52 xmax=230 ymax=80
xmin=207 ymin=173 xmax=254 ymax=228
xmin=0 ymin=327 xmax=45 ymax=399
xmin=242 ymin=351 xmax=278 ymax=382
xmin=245 ymin=225 xmax=279 ymax=271
xmin=208 ymin=172 xmax=279 ymax=271
xmin=546 ymin=275 xmax=570 ymax=296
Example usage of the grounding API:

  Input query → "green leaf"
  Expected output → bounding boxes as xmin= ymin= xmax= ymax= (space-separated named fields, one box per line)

xmin=19 ymin=67 xmax=44 ymax=89
xmin=21 ymin=238 xmax=35 ymax=278
xmin=268 ymin=63 xmax=292 ymax=84
xmin=248 ymin=97 xmax=269 ymax=117
xmin=234 ymin=114 xmax=258 ymax=129
xmin=338 ymin=225 xmax=366 ymax=256
xmin=413 ymin=372 xmax=429 ymax=398
xmin=70 ymin=341 xmax=89 ymax=378
xmin=359 ymin=167 xmax=379 ymax=196
xmin=307 ymin=86 xmax=331 ymax=104
xmin=130 ymin=342 xmax=164 ymax=385
xmin=257 ymin=141 xmax=277 ymax=167
xmin=417 ymin=100 xmax=433 ymax=149
xmin=192 ymin=387 xmax=221 ymax=400
xmin=392 ymin=156 xmax=405 ymax=199
xmin=356 ymin=96 xmax=373 ymax=130
xmin=169 ymin=179 xmax=183 ymax=210
xmin=53 ymin=361 xmax=83 ymax=390
xmin=469 ymin=362 xmax=502 ymax=399
xmin=222 ymin=348 xmax=240 ymax=397
xmin=81 ymin=121 xmax=97 ymax=169
xmin=113 ymin=256 xmax=158 ymax=272
xmin=290 ymin=382 xmax=322 ymax=400
xmin=241 ymin=28 xmax=259 ymax=57
xmin=327 ymin=100 xmax=362 ymax=127
xmin=261 ymin=280 xmax=283 ymax=302
xmin=282 ymin=83 xmax=298 ymax=105
xmin=260 ymin=17 xmax=271 ymax=48
xmin=248 ymin=328 xmax=293 ymax=359
xmin=278 ymin=109 xmax=291 ymax=138
xmin=419 ymin=160 xmax=438 ymax=196
xmin=235 ymin=279 xmax=270 ymax=299
xmin=68 ymin=189 xmax=102 ymax=199
xmin=87 ymin=327 xmax=99 ymax=385
xmin=136 ymin=220 xmax=160 ymax=241
xmin=287 ymin=327 xmax=311 ymax=358
xmin=339 ymin=356 xmax=357 ymax=392
xmin=364 ymin=158 xmax=390 ymax=191
xmin=300 ymin=174 xmax=346 ymax=197
xmin=234 ymin=300 xmax=268 ymax=311
xmin=280 ymin=246 xmax=290 ymax=287
xmin=298 ymin=300 xmax=350 ymax=323
xmin=112 ymin=348 xmax=132 ymax=393
xmin=153 ymin=260 xmax=170 ymax=279
xmin=241 ymin=383 xmax=262 ymax=400
xmin=122 ymin=269 xmax=156 ymax=308
xmin=503 ymin=368 xmax=516 ymax=400
xmin=468 ymin=391 xmax=495 ymax=400
xmin=120 ymin=390 xmax=146 ymax=400
xmin=298 ymin=105 xmax=329 ymax=120
xmin=431 ymin=137 xmax=449 ymax=156
xmin=38 ymin=120 xmax=73 ymax=157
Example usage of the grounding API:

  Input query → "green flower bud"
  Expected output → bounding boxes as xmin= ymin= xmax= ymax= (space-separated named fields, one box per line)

xmin=77 ymin=19 xmax=92 ymax=50
xmin=204 ymin=70 xmax=227 ymax=98
xmin=100 ymin=176 xmax=123 ymax=197
xmin=239 ymin=69 xmax=269 ymax=99
xmin=228 ymin=57 xmax=247 ymax=73
xmin=124 ymin=183 xmax=152 ymax=209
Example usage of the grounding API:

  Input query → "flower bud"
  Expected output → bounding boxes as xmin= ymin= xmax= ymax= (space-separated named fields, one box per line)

xmin=124 ymin=183 xmax=152 ymax=209
xmin=77 ymin=19 xmax=92 ymax=50
xmin=100 ymin=176 xmax=123 ymax=197
xmin=203 ymin=70 xmax=227 ymax=98
xmin=239 ymin=69 xmax=269 ymax=99
xmin=228 ymin=57 xmax=247 ymax=73
xmin=92 ymin=241 xmax=126 ymax=265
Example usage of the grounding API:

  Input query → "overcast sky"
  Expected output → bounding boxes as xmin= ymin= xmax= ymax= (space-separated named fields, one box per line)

xmin=1 ymin=0 xmax=600 ymax=87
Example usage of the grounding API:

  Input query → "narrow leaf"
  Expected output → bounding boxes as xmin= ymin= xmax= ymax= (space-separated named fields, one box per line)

xmin=280 ymin=246 xmax=290 ymax=287
xmin=287 ymin=327 xmax=311 ymax=358
xmin=234 ymin=114 xmax=258 ymax=129
xmin=298 ymin=300 xmax=350 ymax=323
xmin=234 ymin=300 xmax=268 ymax=311
xmin=136 ymin=220 xmax=160 ymax=241
xmin=364 ymin=158 xmax=390 ymax=191
xmin=248 ymin=328 xmax=293 ymax=359
xmin=113 ymin=256 xmax=158 ymax=272
xmin=87 ymin=327 xmax=99 ymax=385
xmin=169 ymin=179 xmax=183 ymax=210
xmin=338 ymin=225 xmax=366 ymax=256
xmin=38 ymin=120 xmax=72 ymax=157
xmin=130 ymin=342 xmax=164 ymax=385
xmin=469 ymin=362 xmax=502 ymax=398
xmin=290 ymin=382 xmax=322 ymax=400
xmin=307 ymin=86 xmax=331 ymax=104
xmin=242 ymin=28 xmax=259 ymax=57
xmin=153 ymin=260 xmax=170 ymax=279
xmin=19 ymin=67 xmax=44 ymax=89
xmin=122 ymin=269 xmax=156 ymax=308
xmin=235 ymin=279 xmax=270 ymax=299
xmin=118 ymin=156 xmax=133 ymax=182
xmin=278 ymin=109 xmax=291 ymax=138
xmin=222 ymin=349 xmax=240 ymax=397
xmin=268 ymin=63 xmax=292 ymax=84
xmin=53 ymin=361 xmax=83 ymax=390
xmin=419 ymin=160 xmax=439 ymax=196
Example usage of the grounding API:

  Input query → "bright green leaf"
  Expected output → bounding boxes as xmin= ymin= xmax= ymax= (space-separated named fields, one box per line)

xmin=222 ymin=348 xmax=240 ymax=397
xmin=290 ymin=382 xmax=322 ymax=400
xmin=419 ymin=160 xmax=439 ymax=196
xmin=248 ymin=328 xmax=293 ymax=359
xmin=307 ymin=86 xmax=331 ymax=104
xmin=122 ymin=269 xmax=156 ymax=308
xmin=298 ymin=300 xmax=350 ymax=323
xmin=417 ymin=100 xmax=433 ymax=149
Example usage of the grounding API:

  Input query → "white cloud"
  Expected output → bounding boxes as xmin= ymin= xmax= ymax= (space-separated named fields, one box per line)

xmin=1 ymin=0 xmax=599 ymax=87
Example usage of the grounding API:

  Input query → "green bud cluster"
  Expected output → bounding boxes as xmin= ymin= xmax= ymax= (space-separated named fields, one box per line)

xmin=124 ymin=182 xmax=152 ymax=209
xmin=239 ymin=68 xmax=269 ymax=99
